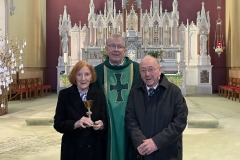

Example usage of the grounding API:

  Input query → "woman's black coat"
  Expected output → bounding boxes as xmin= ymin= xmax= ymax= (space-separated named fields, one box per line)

xmin=54 ymin=84 xmax=107 ymax=160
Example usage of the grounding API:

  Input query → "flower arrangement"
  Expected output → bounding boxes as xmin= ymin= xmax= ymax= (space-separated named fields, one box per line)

xmin=148 ymin=50 xmax=159 ymax=58
xmin=101 ymin=50 xmax=108 ymax=62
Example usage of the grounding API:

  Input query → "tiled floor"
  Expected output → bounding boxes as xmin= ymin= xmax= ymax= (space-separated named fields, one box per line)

xmin=0 ymin=93 xmax=240 ymax=160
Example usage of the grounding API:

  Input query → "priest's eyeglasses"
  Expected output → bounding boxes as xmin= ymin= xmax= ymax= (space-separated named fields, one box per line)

xmin=107 ymin=45 xmax=125 ymax=50
xmin=140 ymin=67 xmax=158 ymax=74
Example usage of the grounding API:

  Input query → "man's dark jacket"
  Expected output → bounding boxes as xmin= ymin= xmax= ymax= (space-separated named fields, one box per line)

xmin=126 ymin=74 xmax=188 ymax=160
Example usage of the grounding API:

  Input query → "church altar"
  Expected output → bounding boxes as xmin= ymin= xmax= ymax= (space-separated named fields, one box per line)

xmin=57 ymin=0 xmax=213 ymax=95
xmin=58 ymin=72 xmax=184 ymax=92
xmin=165 ymin=74 xmax=184 ymax=87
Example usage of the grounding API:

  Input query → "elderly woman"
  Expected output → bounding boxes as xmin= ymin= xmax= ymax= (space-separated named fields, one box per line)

xmin=54 ymin=61 xmax=107 ymax=160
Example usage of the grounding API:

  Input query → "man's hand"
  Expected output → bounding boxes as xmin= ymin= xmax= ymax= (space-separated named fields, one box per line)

xmin=137 ymin=138 xmax=158 ymax=156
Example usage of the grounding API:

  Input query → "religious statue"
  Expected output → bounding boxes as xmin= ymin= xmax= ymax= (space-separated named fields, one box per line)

xmin=164 ymin=25 xmax=169 ymax=47
xmin=200 ymin=33 xmax=207 ymax=55
xmin=61 ymin=32 xmax=68 ymax=54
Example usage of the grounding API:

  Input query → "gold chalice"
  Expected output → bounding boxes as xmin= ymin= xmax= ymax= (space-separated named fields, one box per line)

xmin=84 ymin=100 xmax=93 ymax=120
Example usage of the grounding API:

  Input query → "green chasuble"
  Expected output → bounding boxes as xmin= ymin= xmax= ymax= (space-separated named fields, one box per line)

xmin=104 ymin=63 xmax=133 ymax=160
xmin=94 ymin=57 xmax=141 ymax=160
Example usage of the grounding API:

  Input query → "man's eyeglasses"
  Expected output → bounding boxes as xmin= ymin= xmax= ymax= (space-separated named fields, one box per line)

xmin=140 ymin=67 xmax=158 ymax=74
xmin=107 ymin=45 xmax=125 ymax=50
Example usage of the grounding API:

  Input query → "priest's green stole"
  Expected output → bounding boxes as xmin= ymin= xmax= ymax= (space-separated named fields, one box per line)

xmin=104 ymin=64 xmax=133 ymax=160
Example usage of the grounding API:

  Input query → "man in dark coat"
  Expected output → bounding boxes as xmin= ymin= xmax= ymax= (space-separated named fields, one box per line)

xmin=126 ymin=55 xmax=188 ymax=160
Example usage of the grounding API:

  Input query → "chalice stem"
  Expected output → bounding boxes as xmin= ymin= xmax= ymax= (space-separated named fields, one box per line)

xmin=87 ymin=109 xmax=92 ymax=119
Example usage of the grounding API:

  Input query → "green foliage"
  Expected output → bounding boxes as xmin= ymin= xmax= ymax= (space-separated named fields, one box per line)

xmin=101 ymin=50 xmax=108 ymax=61
xmin=148 ymin=50 xmax=159 ymax=58
xmin=60 ymin=74 xmax=70 ymax=87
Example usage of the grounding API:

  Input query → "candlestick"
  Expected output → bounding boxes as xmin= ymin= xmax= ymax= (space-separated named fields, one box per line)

xmin=177 ymin=51 xmax=181 ymax=63
xmin=63 ymin=52 xmax=68 ymax=64
xmin=79 ymin=21 xmax=81 ymax=27
xmin=84 ymin=46 xmax=89 ymax=61
xmin=178 ymin=45 xmax=181 ymax=51
xmin=176 ymin=51 xmax=181 ymax=75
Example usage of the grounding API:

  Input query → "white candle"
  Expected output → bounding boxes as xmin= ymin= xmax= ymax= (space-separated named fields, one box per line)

xmin=178 ymin=45 xmax=181 ymax=51
xmin=64 ymin=52 xmax=68 ymax=64
xmin=177 ymin=52 xmax=181 ymax=63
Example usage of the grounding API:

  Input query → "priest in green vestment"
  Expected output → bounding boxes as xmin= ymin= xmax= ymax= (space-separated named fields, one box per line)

xmin=95 ymin=34 xmax=141 ymax=160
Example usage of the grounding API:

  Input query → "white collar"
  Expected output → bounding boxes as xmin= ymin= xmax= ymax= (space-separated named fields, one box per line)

xmin=109 ymin=58 xmax=125 ymax=66
xmin=146 ymin=83 xmax=159 ymax=90
xmin=77 ymin=87 xmax=89 ymax=95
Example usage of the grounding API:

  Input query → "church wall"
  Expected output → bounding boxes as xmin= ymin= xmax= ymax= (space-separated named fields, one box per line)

xmin=46 ymin=0 xmax=226 ymax=92
xmin=8 ymin=0 xmax=46 ymax=81
xmin=0 ymin=0 xmax=6 ymax=34
xmin=226 ymin=0 xmax=240 ymax=71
